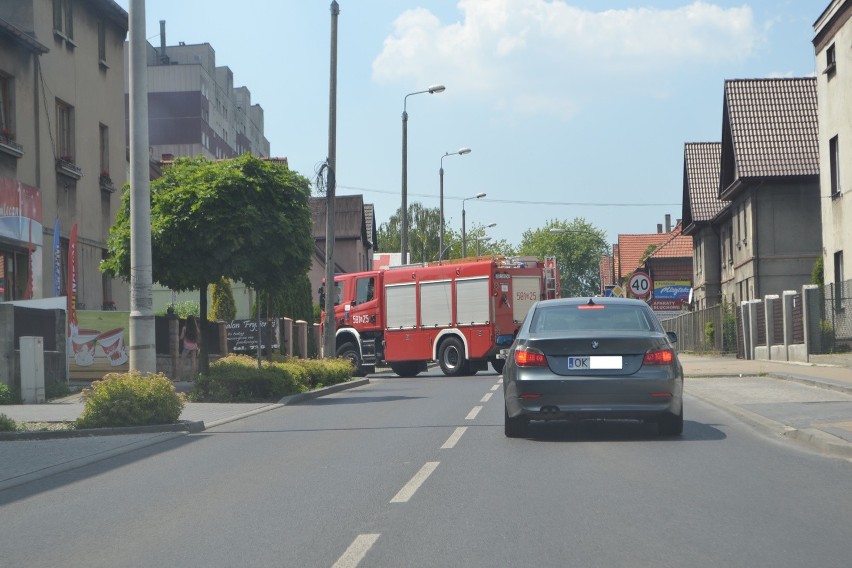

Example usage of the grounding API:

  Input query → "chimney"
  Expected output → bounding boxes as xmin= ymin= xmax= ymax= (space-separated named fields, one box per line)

xmin=665 ymin=214 xmax=671 ymax=233
xmin=159 ymin=20 xmax=169 ymax=65
xmin=657 ymin=224 xmax=663 ymax=234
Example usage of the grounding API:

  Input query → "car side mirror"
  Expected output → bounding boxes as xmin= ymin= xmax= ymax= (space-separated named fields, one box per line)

xmin=666 ymin=331 xmax=678 ymax=344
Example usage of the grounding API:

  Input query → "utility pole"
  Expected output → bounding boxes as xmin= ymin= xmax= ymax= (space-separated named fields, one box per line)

xmin=128 ymin=0 xmax=156 ymax=373
xmin=323 ymin=1 xmax=339 ymax=359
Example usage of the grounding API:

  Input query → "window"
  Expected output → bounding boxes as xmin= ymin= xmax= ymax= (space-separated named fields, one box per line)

xmin=53 ymin=0 xmax=74 ymax=41
xmin=830 ymin=135 xmax=840 ymax=197
xmin=56 ymin=99 xmax=74 ymax=161
xmin=99 ymin=123 xmax=109 ymax=174
xmin=356 ymin=277 xmax=375 ymax=304
xmin=97 ymin=20 xmax=106 ymax=64
xmin=826 ymin=43 xmax=836 ymax=75
xmin=0 ymin=74 xmax=12 ymax=135
xmin=835 ymin=251 xmax=844 ymax=311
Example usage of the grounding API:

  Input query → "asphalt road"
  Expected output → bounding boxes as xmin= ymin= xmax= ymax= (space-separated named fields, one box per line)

xmin=2 ymin=368 xmax=852 ymax=567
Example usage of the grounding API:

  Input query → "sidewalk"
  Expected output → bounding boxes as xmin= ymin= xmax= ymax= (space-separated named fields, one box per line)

xmin=680 ymin=353 xmax=852 ymax=460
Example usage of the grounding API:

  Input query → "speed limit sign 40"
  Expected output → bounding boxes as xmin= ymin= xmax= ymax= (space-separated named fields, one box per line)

xmin=629 ymin=272 xmax=653 ymax=298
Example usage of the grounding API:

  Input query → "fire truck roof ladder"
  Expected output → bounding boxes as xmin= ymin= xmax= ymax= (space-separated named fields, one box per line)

xmin=544 ymin=256 xmax=559 ymax=299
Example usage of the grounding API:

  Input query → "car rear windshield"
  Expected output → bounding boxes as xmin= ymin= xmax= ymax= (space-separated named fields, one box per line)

xmin=529 ymin=304 xmax=658 ymax=333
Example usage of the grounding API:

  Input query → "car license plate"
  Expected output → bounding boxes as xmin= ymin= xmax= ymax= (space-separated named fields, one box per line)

xmin=567 ymin=356 xmax=622 ymax=370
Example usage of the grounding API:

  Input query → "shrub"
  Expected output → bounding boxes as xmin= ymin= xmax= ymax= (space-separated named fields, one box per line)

xmin=210 ymin=277 xmax=237 ymax=321
xmin=820 ymin=320 xmax=836 ymax=354
xmin=704 ymin=321 xmax=715 ymax=347
xmin=0 ymin=413 xmax=17 ymax=432
xmin=0 ymin=383 xmax=13 ymax=405
xmin=190 ymin=354 xmax=352 ymax=402
xmin=76 ymin=371 xmax=185 ymax=429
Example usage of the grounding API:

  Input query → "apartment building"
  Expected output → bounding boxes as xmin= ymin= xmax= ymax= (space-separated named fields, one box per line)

xmin=814 ymin=0 xmax=851 ymax=293
xmin=128 ymin=24 xmax=270 ymax=164
xmin=0 ymin=0 xmax=128 ymax=308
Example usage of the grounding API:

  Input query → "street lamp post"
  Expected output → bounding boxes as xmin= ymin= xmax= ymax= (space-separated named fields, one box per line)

xmin=461 ymin=192 xmax=486 ymax=257
xmin=401 ymin=84 xmax=445 ymax=265
xmin=439 ymin=147 xmax=471 ymax=261
xmin=475 ymin=236 xmax=491 ymax=256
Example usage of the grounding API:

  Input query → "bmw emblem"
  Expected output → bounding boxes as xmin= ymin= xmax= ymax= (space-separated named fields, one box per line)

xmin=591 ymin=341 xmax=599 ymax=349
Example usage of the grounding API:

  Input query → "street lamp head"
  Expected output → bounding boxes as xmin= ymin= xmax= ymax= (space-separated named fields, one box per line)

xmin=428 ymin=84 xmax=446 ymax=93
xmin=549 ymin=228 xmax=567 ymax=234
xmin=458 ymin=147 xmax=471 ymax=155
xmin=476 ymin=192 xmax=486 ymax=199
xmin=487 ymin=222 xmax=497 ymax=228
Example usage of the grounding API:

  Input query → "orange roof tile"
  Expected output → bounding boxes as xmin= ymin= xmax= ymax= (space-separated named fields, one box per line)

xmin=647 ymin=223 xmax=693 ymax=259
xmin=617 ymin=233 xmax=671 ymax=278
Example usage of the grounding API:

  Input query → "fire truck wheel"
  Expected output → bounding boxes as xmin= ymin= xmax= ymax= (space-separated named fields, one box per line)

xmin=438 ymin=337 xmax=468 ymax=376
xmin=336 ymin=342 xmax=364 ymax=376
xmin=390 ymin=362 xmax=422 ymax=377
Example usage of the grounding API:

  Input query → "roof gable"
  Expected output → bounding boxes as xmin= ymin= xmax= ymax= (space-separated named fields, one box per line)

xmin=682 ymin=142 xmax=726 ymax=235
xmin=720 ymin=78 xmax=818 ymax=196
xmin=617 ymin=233 xmax=672 ymax=278
xmin=646 ymin=223 xmax=692 ymax=260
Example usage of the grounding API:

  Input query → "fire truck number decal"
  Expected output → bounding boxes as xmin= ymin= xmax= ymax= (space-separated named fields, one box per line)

xmin=353 ymin=314 xmax=376 ymax=324
xmin=516 ymin=290 xmax=538 ymax=302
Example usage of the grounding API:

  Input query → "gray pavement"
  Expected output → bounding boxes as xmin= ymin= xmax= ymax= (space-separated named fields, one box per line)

xmin=2 ymin=354 xmax=852 ymax=491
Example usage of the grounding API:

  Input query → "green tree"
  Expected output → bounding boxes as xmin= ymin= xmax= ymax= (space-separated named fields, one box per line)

xmin=519 ymin=218 xmax=609 ymax=297
xmin=377 ymin=202 xmax=442 ymax=262
xmin=102 ymin=154 xmax=313 ymax=375
xmin=210 ymin=277 xmax=237 ymax=321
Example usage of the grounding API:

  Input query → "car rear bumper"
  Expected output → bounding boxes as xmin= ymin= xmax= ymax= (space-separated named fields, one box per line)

xmin=505 ymin=377 xmax=682 ymax=421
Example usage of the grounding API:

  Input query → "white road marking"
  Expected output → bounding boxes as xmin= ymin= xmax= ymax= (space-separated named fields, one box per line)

xmin=480 ymin=392 xmax=493 ymax=403
xmin=490 ymin=384 xmax=500 ymax=391
xmin=441 ymin=427 xmax=467 ymax=449
xmin=498 ymin=378 xmax=503 ymax=384
xmin=466 ymin=406 xmax=483 ymax=420
xmin=332 ymin=533 xmax=380 ymax=568
xmin=390 ymin=462 xmax=439 ymax=503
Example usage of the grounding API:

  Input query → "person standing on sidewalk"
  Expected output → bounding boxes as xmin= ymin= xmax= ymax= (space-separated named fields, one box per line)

xmin=180 ymin=316 xmax=200 ymax=380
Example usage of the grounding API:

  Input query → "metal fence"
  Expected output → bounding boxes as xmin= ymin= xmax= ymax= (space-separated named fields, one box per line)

xmin=659 ymin=304 xmax=732 ymax=353
xmin=821 ymin=278 xmax=852 ymax=351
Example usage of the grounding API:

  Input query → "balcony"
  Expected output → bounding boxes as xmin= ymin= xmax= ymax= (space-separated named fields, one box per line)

xmin=0 ymin=132 xmax=23 ymax=159
xmin=99 ymin=172 xmax=116 ymax=193
xmin=56 ymin=157 xmax=82 ymax=180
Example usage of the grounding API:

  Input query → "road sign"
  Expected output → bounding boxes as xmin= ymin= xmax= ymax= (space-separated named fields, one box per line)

xmin=628 ymin=272 xmax=652 ymax=298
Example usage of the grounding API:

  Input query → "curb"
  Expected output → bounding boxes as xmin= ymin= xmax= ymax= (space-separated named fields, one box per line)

xmin=278 ymin=378 xmax=370 ymax=406
xmin=686 ymin=383 xmax=852 ymax=462
xmin=0 ymin=420 xmax=205 ymax=441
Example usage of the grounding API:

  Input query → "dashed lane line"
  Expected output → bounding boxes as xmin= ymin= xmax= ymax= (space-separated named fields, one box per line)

xmin=441 ymin=427 xmax=467 ymax=449
xmin=332 ymin=533 xmax=381 ymax=568
xmin=390 ymin=461 xmax=440 ymax=503
xmin=465 ymin=406 xmax=483 ymax=420
xmin=480 ymin=392 xmax=493 ymax=403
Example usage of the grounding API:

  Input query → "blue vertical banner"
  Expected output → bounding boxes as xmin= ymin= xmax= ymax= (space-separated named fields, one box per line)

xmin=53 ymin=217 xmax=61 ymax=296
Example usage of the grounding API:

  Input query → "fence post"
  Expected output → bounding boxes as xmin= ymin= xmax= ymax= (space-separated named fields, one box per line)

xmin=294 ymin=320 xmax=308 ymax=358
xmin=802 ymin=284 xmax=821 ymax=357
xmin=281 ymin=317 xmax=293 ymax=356
xmin=764 ymin=294 xmax=779 ymax=361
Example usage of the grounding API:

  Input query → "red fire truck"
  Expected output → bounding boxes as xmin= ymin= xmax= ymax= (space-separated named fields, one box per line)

xmin=321 ymin=256 xmax=559 ymax=377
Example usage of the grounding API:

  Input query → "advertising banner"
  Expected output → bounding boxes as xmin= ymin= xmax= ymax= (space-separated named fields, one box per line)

xmin=68 ymin=311 xmax=131 ymax=380
xmin=0 ymin=177 xmax=43 ymax=298
xmin=67 ymin=223 xmax=77 ymax=335
xmin=53 ymin=218 xmax=61 ymax=296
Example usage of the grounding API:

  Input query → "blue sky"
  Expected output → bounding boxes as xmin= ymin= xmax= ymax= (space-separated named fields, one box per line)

xmin=115 ymin=1 xmax=823 ymax=248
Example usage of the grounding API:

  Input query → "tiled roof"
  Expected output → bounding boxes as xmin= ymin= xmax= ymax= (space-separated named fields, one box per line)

xmin=599 ymin=255 xmax=615 ymax=287
xmin=721 ymin=78 xmax=818 ymax=184
xmin=682 ymin=142 xmax=726 ymax=231
xmin=647 ymin=223 xmax=693 ymax=259
xmin=617 ymin=233 xmax=672 ymax=278
xmin=0 ymin=18 xmax=49 ymax=54
xmin=363 ymin=203 xmax=375 ymax=248
xmin=310 ymin=195 xmax=367 ymax=240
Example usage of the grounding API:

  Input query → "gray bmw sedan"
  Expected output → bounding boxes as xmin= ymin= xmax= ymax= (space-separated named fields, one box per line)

xmin=503 ymin=296 xmax=683 ymax=438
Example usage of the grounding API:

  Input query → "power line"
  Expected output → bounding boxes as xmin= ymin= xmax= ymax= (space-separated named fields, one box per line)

xmin=336 ymin=184 xmax=678 ymax=207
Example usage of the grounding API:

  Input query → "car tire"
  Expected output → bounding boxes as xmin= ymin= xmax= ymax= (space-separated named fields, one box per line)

xmin=490 ymin=358 xmax=505 ymax=375
xmin=390 ymin=361 xmax=422 ymax=377
xmin=336 ymin=342 xmax=364 ymax=376
xmin=504 ymin=405 xmax=528 ymax=438
xmin=438 ymin=337 xmax=467 ymax=376
xmin=658 ymin=409 xmax=684 ymax=436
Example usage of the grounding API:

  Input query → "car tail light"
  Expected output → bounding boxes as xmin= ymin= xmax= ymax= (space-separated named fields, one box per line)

xmin=515 ymin=347 xmax=547 ymax=367
xmin=643 ymin=348 xmax=674 ymax=366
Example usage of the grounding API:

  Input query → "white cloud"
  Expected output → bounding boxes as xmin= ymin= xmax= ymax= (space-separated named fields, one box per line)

xmin=372 ymin=1 xmax=762 ymax=119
